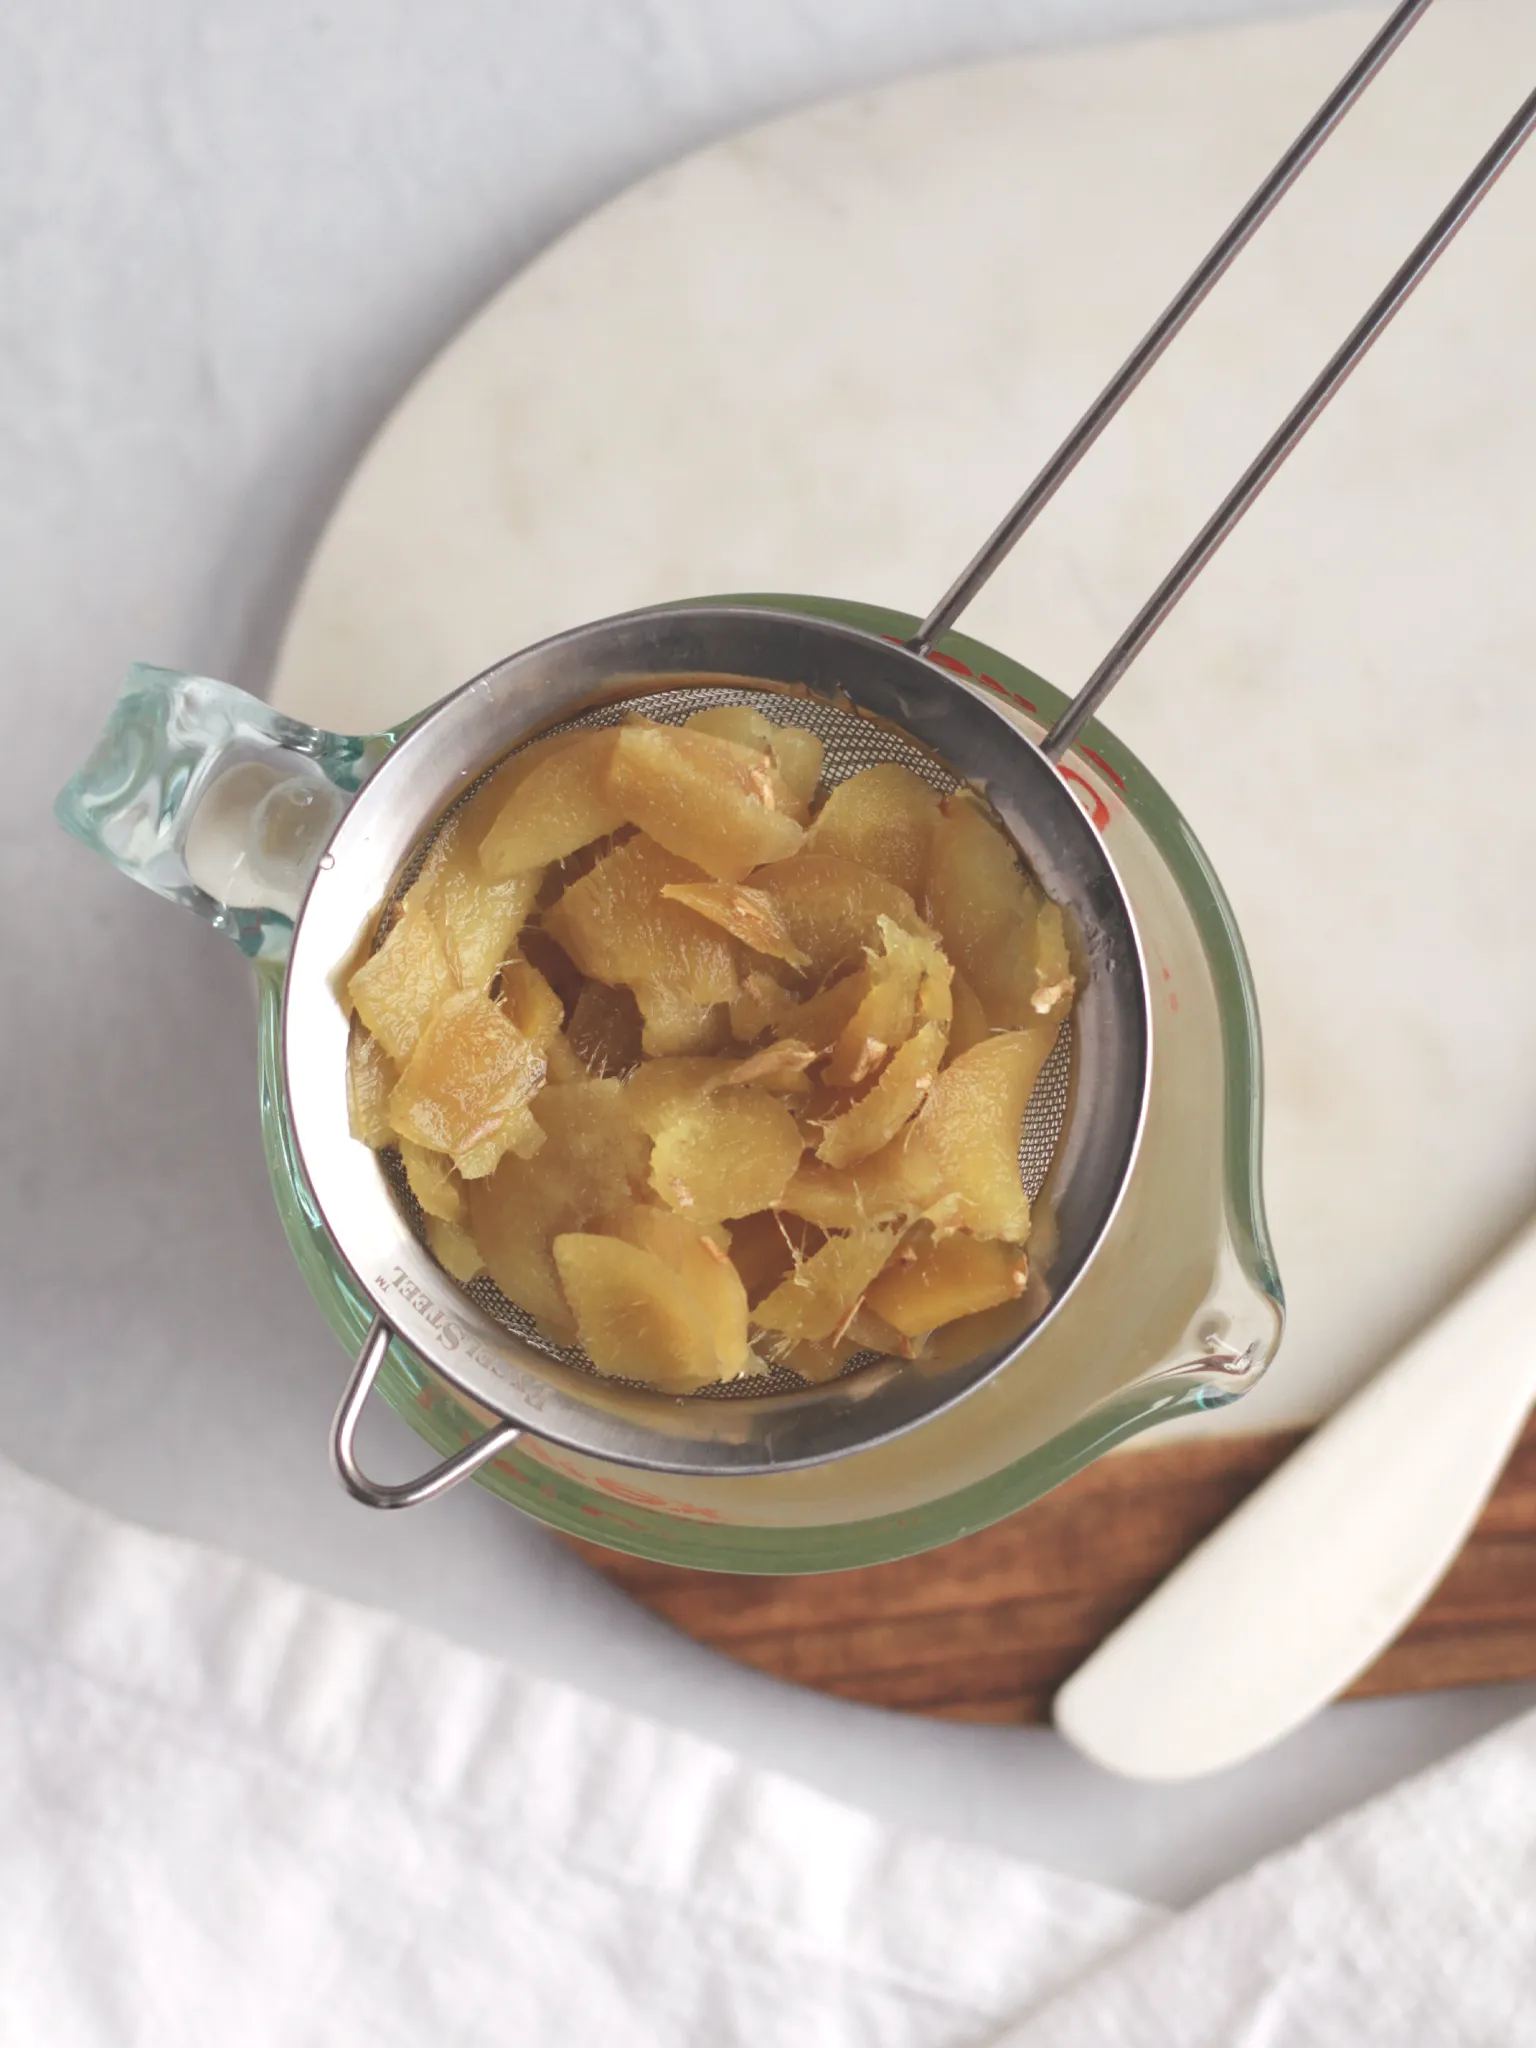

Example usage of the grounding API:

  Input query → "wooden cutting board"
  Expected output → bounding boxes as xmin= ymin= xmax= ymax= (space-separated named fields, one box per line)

xmin=568 ymin=1419 xmax=1536 ymax=1722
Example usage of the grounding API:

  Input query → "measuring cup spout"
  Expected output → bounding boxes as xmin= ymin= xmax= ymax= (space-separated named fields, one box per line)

xmin=55 ymin=665 xmax=393 ymax=961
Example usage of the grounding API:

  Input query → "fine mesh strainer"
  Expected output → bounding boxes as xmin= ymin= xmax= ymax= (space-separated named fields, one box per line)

xmin=288 ymin=605 xmax=1150 ymax=1497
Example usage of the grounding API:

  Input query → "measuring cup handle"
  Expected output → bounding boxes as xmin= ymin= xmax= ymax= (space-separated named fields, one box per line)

xmin=54 ymin=664 xmax=397 ymax=962
xmin=331 ymin=1315 xmax=524 ymax=1510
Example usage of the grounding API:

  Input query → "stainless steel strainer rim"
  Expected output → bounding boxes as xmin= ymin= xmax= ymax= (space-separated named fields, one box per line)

xmin=284 ymin=601 xmax=1150 ymax=1490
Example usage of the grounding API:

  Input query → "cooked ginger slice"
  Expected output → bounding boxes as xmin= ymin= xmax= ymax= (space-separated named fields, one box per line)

xmin=543 ymin=1034 xmax=588 ymax=1085
xmin=946 ymin=967 xmax=991 ymax=1060
xmin=624 ymin=1056 xmax=728 ymax=1135
xmin=477 ymin=729 xmax=626 ymax=880
xmin=348 ymin=905 xmax=457 ymax=1065
xmin=346 ymin=1017 xmax=397 ymax=1147
xmin=388 ymin=990 xmax=548 ymax=1180
xmin=452 ymin=1107 xmax=543 ymax=1182
xmin=679 ymin=705 xmax=800 ymax=822
xmin=865 ymin=1233 xmax=1029 ymax=1337
xmin=768 ymin=966 xmax=870 ymax=1056
xmin=725 ymin=1208 xmax=818 ymax=1307
xmin=523 ymin=1077 xmax=648 ymax=1220
xmin=823 ymin=919 xmax=949 ymax=1087
xmin=752 ymin=1223 xmax=904 ymax=1343
xmin=1030 ymin=901 xmax=1076 ymax=1024
xmin=731 ymin=970 xmax=794 ymax=1042
xmin=770 ymin=1300 xmax=911 ymax=1378
xmin=606 ymin=723 xmax=804 ymax=882
xmin=767 ymin=725 xmax=823 ymax=810
xmin=612 ymin=1206 xmax=750 ymax=1374
xmin=553 ymin=1233 xmax=726 ymax=1390
xmin=659 ymin=881 xmax=810 ymax=969
xmin=764 ymin=1308 xmax=911 ymax=1379
xmin=468 ymin=1169 xmax=574 ymax=1337
xmin=425 ymin=1214 xmax=485 ymax=1284
xmin=923 ymin=792 xmax=1046 ymax=1029
xmin=718 ymin=1040 xmax=816 ymax=1093
xmin=775 ymin=1152 xmax=916 ymax=1232
xmin=398 ymin=771 xmax=547 ymax=992
xmin=816 ymin=1021 xmax=946 ymax=1169
xmin=896 ymin=1027 xmax=1058 ymax=1240
xmin=566 ymin=979 xmax=644 ymax=1078
xmin=822 ymin=1007 xmax=901 ymax=1091
xmin=683 ymin=703 xmax=779 ymax=753
xmin=442 ymin=1108 xmax=543 ymax=1182
xmin=632 ymin=987 xmax=731 ymax=1058
xmin=648 ymin=1089 xmax=805 ymax=1223
xmin=913 ymin=940 xmax=955 ymax=1036
xmin=751 ymin=853 xmax=929 ymax=983
xmin=458 ymin=723 xmax=588 ymax=842
xmin=397 ymin=1139 xmax=465 ymax=1224
xmin=434 ymin=865 xmax=541 ymax=993
xmin=498 ymin=957 xmax=565 ymax=1047
xmin=683 ymin=705 xmax=824 ymax=818
xmin=544 ymin=836 xmax=738 ymax=1033
xmin=467 ymin=1078 xmax=648 ymax=1339
xmin=403 ymin=803 xmax=542 ymax=987
xmin=839 ymin=1301 xmax=914 ymax=1358
xmin=807 ymin=763 xmax=940 ymax=896
xmin=626 ymin=1048 xmax=812 ymax=1145
xmin=766 ymin=1335 xmax=861 ymax=1383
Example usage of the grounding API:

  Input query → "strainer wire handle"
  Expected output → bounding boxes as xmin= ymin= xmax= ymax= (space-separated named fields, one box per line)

xmin=331 ymin=1315 xmax=524 ymax=1510
xmin=1040 ymin=83 xmax=1536 ymax=762
xmin=907 ymin=0 xmax=1437 ymax=660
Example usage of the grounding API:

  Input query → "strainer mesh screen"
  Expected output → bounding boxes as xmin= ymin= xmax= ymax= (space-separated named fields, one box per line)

xmin=375 ymin=683 xmax=1073 ymax=1397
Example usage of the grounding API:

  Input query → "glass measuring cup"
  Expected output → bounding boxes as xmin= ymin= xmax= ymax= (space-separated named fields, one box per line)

xmin=57 ymin=592 xmax=1282 ymax=1569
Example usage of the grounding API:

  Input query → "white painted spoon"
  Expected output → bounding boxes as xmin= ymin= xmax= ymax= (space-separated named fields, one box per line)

xmin=1054 ymin=1217 xmax=1536 ymax=1781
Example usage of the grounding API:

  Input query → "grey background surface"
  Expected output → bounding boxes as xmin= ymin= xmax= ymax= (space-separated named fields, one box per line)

xmin=6 ymin=0 xmax=1531 ymax=1908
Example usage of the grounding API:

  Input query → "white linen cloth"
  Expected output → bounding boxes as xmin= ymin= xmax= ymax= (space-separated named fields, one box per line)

xmin=2 ymin=1447 xmax=1532 ymax=2048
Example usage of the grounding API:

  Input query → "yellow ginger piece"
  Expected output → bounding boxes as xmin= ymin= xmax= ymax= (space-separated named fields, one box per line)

xmin=865 ymin=1233 xmax=1028 ymax=1338
xmin=388 ymin=989 xmax=548 ymax=1180
xmin=752 ymin=1224 xmax=904 ymax=1345
xmin=544 ymin=835 xmax=738 ymax=1056
xmin=808 ymin=763 xmax=940 ymax=896
xmin=345 ymin=1017 xmax=397 ymax=1148
xmin=477 ymin=729 xmax=626 ymax=880
xmin=553 ymin=1233 xmax=730 ymax=1391
xmin=607 ymin=722 xmax=804 ymax=882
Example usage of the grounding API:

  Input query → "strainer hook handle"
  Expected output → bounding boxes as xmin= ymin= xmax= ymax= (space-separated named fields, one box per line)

xmin=331 ymin=1315 xmax=524 ymax=1510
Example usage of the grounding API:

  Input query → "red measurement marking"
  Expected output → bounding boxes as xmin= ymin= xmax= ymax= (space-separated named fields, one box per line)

xmin=591 ymin=1475 xmax=679 ymax=1510
xmin=980 ymin=673 xmax=1037 ymax=712
xmin=1080 ymin=745 xmax=1126 ymax=792
xmin=530 ymin=1443 xmax=725 ymax=1521
xmin=1058 ymin=766 xmax=1111 ymax=831
xmin=1161 ymin=966 xmax=1172 ymax=982
xmin=1169 ymin=994 xmax=1181 ymax=1013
